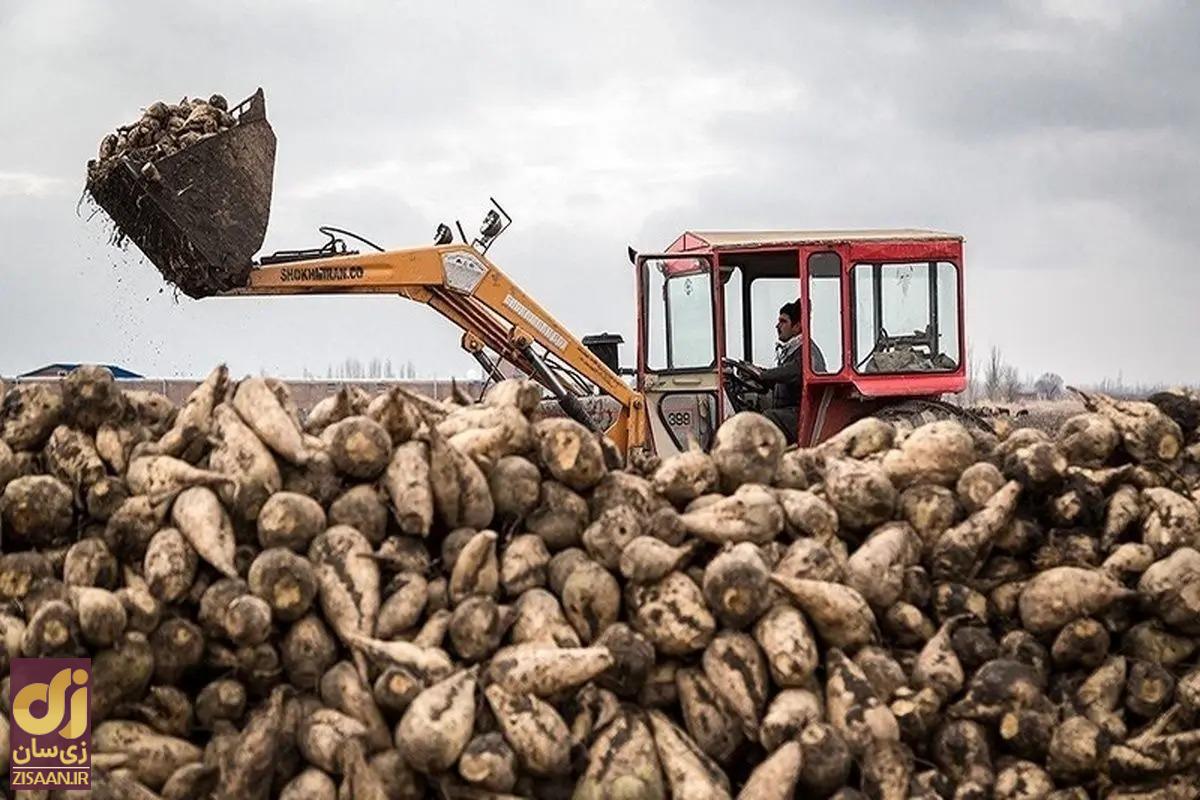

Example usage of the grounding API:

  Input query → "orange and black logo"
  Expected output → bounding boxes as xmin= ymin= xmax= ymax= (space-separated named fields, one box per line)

xmin=8 ymin=658 xmax=92 ymax=790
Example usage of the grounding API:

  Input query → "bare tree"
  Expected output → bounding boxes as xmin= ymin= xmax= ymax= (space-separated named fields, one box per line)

xmin=1034 ymin=372 xmax=1064 ymax=400
xmin=963 ymin=342 xmax=979 ymax=404
xmin=1000 ymin=365 xmax=1022 ymax=402
xmin=326 ymin=358 xmax=368 ymax=379
xmin=984 ymin=346 xmax=1004 ymax=401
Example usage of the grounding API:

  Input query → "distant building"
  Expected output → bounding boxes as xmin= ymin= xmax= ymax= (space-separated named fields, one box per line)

xmin=17 ymin=364 xmax=143 ymax=379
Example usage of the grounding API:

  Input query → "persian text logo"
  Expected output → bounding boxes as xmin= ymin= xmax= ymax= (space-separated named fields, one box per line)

xmin=8 ymin=658 xmax=92 ymax=790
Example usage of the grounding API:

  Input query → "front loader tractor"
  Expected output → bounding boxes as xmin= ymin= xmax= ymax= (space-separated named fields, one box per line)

xmin=87 ymin=88 xmax=978 ymax=460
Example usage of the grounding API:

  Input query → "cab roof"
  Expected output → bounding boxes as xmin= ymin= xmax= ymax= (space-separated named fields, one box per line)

xmin=671 ymin=229 xmax=961 ymax=251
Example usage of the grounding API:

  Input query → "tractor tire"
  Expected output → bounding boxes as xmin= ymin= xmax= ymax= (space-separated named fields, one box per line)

xmin=875 ymin=399 xmax=998 ymax=453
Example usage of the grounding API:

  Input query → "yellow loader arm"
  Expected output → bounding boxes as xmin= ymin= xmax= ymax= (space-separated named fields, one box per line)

xmin=224 ymin=243 xmax=648 ymax=454
xmin=84 ymin=88 xmax=645 ymax=450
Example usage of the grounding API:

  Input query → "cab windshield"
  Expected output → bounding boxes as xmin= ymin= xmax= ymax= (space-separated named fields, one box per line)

xmin=643 ymin=257 xmax=715 ymax=371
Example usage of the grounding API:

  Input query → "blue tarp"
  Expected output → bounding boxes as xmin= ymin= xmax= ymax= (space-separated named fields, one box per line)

xmin=17 ymin=364 xmax=143 ymax=379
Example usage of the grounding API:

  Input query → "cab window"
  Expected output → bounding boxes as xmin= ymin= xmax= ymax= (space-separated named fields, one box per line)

xmin=852 ymin=261 xmax=961 ymax=373
xmin=644 ymin=258 xmax=715 ymax=371
xmin=749 ymin=278 xmax=798 ymax=366
xmin=807 ymin=252 xmax=843 ymax=374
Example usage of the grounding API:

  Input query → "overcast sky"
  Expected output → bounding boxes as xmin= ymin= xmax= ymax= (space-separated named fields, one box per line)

xmin=1 ymin=0 xmax=1197 ymax=386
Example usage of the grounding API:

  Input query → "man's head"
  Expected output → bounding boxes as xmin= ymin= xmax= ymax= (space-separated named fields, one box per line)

xmin=776 ymin=299 xmax=803 ymax=343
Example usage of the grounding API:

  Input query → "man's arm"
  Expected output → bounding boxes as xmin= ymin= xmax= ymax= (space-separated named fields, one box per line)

xmin=755 ymin=359 xmax=800 ymax=386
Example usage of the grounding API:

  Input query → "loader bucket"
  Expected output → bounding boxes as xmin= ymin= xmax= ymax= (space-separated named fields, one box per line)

xmin=86 ymin=88 xmax=276 ymax=299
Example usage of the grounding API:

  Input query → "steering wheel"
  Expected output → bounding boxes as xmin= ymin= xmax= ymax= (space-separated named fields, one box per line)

xmin=721 ymin=357 xmax=769 ymax=399
xmin=855 ymin=327 xmax=891 ymax=371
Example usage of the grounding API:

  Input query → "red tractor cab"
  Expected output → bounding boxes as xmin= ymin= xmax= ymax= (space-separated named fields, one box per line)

xmin=635 ymin=230 xmax=967 ymax=455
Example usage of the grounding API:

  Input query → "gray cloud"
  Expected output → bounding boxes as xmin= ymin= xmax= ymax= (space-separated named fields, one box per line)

xmin=1 ymin=0 xmax=1197 ymax=387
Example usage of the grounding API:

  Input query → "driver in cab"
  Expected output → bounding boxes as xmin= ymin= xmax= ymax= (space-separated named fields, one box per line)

xmin=732 ymin=300 xmax=824 ymax=442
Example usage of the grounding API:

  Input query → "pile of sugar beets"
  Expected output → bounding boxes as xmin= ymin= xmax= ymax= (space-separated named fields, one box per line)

xmin=3 ymin=365 xmax=1200 ymax=800
xmin=90 ymin=95 xmax=237 ymax=167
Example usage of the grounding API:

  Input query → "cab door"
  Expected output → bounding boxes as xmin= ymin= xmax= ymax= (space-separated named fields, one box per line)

xmin=797 ymin=245 xmax=851 ymax=444
xmin=636 ymin=253 xmax=720 ymax=456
